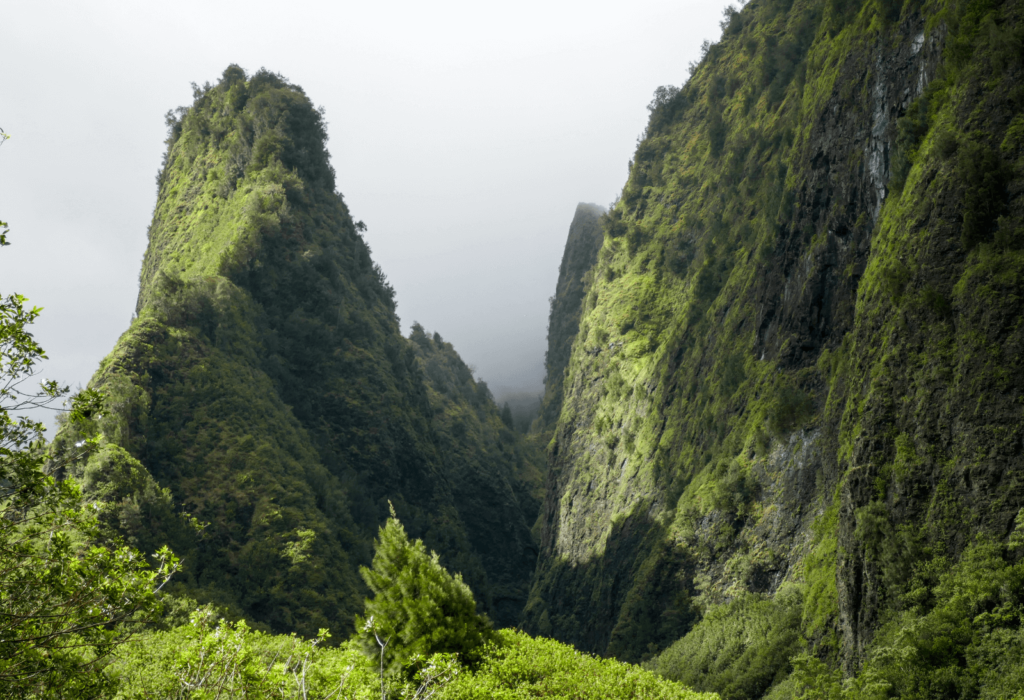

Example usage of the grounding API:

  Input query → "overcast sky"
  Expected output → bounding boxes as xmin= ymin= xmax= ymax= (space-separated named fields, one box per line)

xmin=1 ymin=0 xmax=734 ymax=425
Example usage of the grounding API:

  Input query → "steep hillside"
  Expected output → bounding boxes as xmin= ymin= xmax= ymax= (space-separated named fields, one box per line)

xmin=525 ymin=0 xmax=1024 ymax=691
xmin=409 ymin=323 xmax=545 ymax=624
xmin=536 ymin=203 xmax=606 ymax=433
xmin=55 ymin=66 xmax=538 ymax=635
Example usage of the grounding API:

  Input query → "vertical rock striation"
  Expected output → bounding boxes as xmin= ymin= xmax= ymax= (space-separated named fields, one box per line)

xmin=536 ymin=202 xmax=606 ymax=433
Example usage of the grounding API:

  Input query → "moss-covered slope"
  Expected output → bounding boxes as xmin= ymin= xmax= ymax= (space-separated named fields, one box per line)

xmin=59 ymin=66 xmax=539 ymax=635
xmin=525 ymin=0 xmax=1024 ymax=689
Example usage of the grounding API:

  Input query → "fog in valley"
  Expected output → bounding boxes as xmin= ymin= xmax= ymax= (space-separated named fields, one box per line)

xmin=1 ymin=0 xmax=736 ymax=422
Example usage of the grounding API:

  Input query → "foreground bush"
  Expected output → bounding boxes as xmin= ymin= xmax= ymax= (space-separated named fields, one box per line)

xmin=356 ymin=510 xmax=496 ymax=677
xmin=0 ymin=220 xmax=178 ymax=699
xmin=437 ymin=629 xmax=718 ymax=700
xmin=109 ymin=607 xmax=378 ymax=699
xmin=109 ymin=614 xmax=715 ymax=699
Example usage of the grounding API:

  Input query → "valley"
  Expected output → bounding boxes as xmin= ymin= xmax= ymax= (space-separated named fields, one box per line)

xmin=2 ymin=0 xmax=1024 ymax=696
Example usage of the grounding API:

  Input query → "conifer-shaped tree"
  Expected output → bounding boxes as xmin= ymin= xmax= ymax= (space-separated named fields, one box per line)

xmin=356 ymin=505 xmax=495 ymax=676
xmin=500 ymin=402 xmax=515 ymax=430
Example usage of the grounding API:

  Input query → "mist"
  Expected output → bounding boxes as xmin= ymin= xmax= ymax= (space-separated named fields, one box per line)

xmin=0 ymin=0 xmax=736 ymax=424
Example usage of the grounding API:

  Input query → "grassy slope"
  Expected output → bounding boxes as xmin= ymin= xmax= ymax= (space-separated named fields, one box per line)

xmin=527 ymin=0 xmax=1024 ymax=693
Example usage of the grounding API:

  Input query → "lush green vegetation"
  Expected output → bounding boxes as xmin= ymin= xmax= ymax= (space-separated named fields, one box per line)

xmin=52 ymin=65 xmax=542 ymax=638
xmin=356 ymin=511 xmax=496 ymax=675
xmin=409 ymin=325 xmax=545 ymax=623
xmin=791 ymin=521 xmax=1024 ymax=699
xmin=5 ymin=0 xmax=1024 ymax=689
xmin=109 ymin=615 xmax=716 ymax=700
xmin=648 ymin=585 xmax=804 ymax=699
xmin=0 ymin=222 xmax=178 ymax=697
xmin=528 ymin=0 xmax=1024 ymax=694
xmin=0 ymin=276 xmax=709 ymax=699
xmin=102 ymin=509 xmax=711 ymax=699
xmin=439 ymin=629 xmax=717 ymax=700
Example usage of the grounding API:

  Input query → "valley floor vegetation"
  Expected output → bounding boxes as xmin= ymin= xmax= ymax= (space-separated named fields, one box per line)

xmin=106 ymin=519 xmax=719 ymax=700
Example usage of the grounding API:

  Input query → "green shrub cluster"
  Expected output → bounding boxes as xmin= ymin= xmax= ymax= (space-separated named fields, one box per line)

xmin=104 ymin=517 xmax=714 ymax=700
xmin=439 ymin=629 xmax=718 ymax=700
xmin=0 ymin=226 xmax=179 ymax=699
xmin=791 ymin=517 xmax=1024 ymax=699
xmin=110 ymin=620 xmax=717 ymax=700
xmin=110 ymin=609 xmax=377 ymax=699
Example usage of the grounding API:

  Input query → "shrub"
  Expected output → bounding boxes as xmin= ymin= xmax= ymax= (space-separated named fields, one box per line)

xmin=767 ymin=381 xmax=814 ymax=436
xmin=958 ymin=140 xmax=1008 ymax=249
xmin=0 ymin=226 xmax=178 ymax=697
xmin=792 ymin=515 xmax=1024 ymax=699
xmin=109 ymin=606 xmax=379 ymax=699
xmin=356 ymin=509 xmax=496 ymax=678
xmin=440 ymin=629 xmax=718 ymax=700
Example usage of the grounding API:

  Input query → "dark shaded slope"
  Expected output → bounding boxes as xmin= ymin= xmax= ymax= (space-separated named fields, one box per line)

xmin=525 ymin=0 xmax=1024 ymax=689
xmin=57 ymin=66 xmax=537 ymax=636
xmin=536 ymin=203 xmax=605 ymax=432
xmin=410 ymin=324 xmax=544 ymax=625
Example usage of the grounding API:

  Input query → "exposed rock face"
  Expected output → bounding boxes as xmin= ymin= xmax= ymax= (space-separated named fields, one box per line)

xmin=525 ymin=0 xmax=1024 ymax=678
xmin=62 ymin=66 xmax=540 ymax=634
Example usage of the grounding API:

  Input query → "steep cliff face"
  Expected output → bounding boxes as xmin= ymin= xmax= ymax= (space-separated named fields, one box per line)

xmin=58 ymin=66 xmax=539 ymax=635
xmin=526 ymin=0 xmax=1024 ymax=686
xmin=536 ymin=203 xmax=606 ymax=433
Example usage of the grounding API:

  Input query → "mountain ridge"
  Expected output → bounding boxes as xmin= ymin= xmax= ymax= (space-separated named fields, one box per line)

xmin=525 ymin=0 xmax=1024 ymax=692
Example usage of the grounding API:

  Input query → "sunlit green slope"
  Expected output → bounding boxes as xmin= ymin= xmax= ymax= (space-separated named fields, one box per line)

xmin=526 ymin=0 xmax=1024 ymax=694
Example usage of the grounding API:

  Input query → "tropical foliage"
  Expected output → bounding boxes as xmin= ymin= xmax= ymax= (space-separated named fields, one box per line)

xmin=0 ymin=222 xmax=178 ymax=698
xmin=107 ymin=519 xmax=711 ymax=700
xmin=52 ymin=65 xmax=543 ymax=639
xmin=527 ymin=0 xmax=1024 ymax=692
xmin=438 ymin=629 xmax=718 ymax=700
xmin=4 ymin=0 xmax=1024 ymax=690
xmin=789 ymin=519 xmax=1024 ymax=699
xmin=356 ymin=510 xmax=496 ymax=677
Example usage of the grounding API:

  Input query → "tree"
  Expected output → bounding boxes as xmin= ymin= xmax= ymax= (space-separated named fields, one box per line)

xmin=0 ymin=219 xmax=178 ymax=698
xmin=355 ymin=506 xmax=495 ymax=679
xmin=500 ymin=402 xmax=514 ymax=430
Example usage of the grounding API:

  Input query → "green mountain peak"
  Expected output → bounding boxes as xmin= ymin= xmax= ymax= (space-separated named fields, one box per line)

xmin=61 ymin=65 xmax=541 ymax=637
